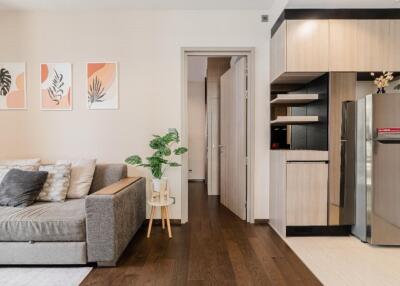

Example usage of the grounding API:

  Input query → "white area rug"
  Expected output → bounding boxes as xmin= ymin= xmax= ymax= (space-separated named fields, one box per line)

xmin=285 ymin=236 xmax=400 ymax=286
xmin=0 ymin=267 xmax=92 ymax=286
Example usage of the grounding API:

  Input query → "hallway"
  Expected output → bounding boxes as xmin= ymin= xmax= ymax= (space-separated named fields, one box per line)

xmin=82 ymin=182 xmax=321 ymax=285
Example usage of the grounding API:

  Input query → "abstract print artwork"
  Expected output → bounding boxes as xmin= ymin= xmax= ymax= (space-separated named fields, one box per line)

xmin=41 ymin=63 xmax=72 ymax=110
xmin=87 ymin=63 xmax=118 ymax=109
xmin=0 ymin=63 xmax=26 ymax=110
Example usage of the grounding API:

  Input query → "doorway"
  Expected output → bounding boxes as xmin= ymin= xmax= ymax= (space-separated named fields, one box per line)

xmin=182 ymin=48 xmax=255 ymax=224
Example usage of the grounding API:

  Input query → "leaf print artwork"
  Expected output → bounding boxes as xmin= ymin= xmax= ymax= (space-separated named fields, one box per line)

xmin=40 ymin=63 xmax=72 ymax=110
xmin=0 ymin=63 xmax=25 ymax=110
xmin=0 ymin=68 xmax=12 ymax=96
xmin=88 ymin=76 xmax=106 ymax=106
xmin=48 ymin=70 xmax=65 ymax=104
xmin=87 ymin=63 xmax=118 ymax=109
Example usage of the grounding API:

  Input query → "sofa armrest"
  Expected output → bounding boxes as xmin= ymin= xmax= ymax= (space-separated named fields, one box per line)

xmin=85 ymin=177 xmax=146 ymax=266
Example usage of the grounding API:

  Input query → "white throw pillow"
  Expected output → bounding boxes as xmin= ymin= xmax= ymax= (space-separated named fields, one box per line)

xmin=37 ymin=164 xmax=72 ymax=202
xmin=57 ymin=159 xmax=97 ymax=199
xmin=0 ymin=164 xmax=40 ymax=183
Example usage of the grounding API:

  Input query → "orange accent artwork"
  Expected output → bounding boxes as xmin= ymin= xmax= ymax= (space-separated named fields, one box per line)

xmin=87 ymin=62 xmax=118 ymax=109
xmin=0 ymin=63 xmax=26 ymax=110
xmin=41 ymin=64 xmax=48 ymax=83
xmin=40 ymin=63 xmax=72 ymax=110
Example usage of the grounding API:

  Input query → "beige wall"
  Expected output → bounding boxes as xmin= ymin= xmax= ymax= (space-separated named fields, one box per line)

xmin=188 ymin=80 xmax=206 ymax=180
xmin=0 ymin=9 xmax=274 ymax=220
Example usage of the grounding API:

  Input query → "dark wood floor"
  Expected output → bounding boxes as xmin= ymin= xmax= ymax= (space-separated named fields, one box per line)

xmin=81 ymin=182 xmax=321 ymax=286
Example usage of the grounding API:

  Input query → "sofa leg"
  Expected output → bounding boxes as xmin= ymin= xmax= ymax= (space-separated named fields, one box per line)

xmin=97 ymin=260 xmax=117 ymax=267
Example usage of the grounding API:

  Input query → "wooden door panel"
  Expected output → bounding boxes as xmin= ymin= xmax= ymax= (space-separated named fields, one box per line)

xmin=286 ymin=163 xmax=328 ymax=226
xmin=220 ymin=57 xmax=247 ymax=220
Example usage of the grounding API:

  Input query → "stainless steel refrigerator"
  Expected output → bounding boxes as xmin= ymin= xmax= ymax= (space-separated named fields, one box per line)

xmin=352 ymin=94 xmax=400 ymax=245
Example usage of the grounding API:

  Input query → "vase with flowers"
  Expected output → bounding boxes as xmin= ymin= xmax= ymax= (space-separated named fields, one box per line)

xmin=371 ymin=71 xmax=394 ymax=94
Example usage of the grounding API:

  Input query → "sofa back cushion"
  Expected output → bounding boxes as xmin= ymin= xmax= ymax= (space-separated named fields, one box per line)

xmin=89 ymin=164 xmax=127 ymax=194
xmin=37 ymin=164 xmax=72 ymax=202
xmin=0 ymin=164 xmax=40 ymax=184
xmin=0 ymin=159 xmax=41 ymax=166
xmin=0 ymin=169 xmax=48 ymax=207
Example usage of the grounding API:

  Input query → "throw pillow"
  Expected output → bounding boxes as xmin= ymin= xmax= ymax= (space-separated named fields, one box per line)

xmin=37 ymin=164 xmax=72 ymax=202
xmin=57 ymin=159 xmax=97 ymax=199
xmin=0 ymin=164 xmax=40 ymax=184
xmin=0 ymin=169 xmax=48 ymax=207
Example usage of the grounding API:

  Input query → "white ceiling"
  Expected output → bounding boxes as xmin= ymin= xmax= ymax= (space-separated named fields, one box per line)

xmin=0 ymin=0 xmax=275 ymax=11
xmin=288 ymin=0 xmax=400 ymax=8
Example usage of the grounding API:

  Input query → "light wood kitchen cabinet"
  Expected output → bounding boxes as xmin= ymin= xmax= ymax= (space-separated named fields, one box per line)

xmin=330 ymin=20 xmax=400 ymax=71
xmin=269 ymin=150 xmax=329 ymax=237
xmin=270 ymin=21 xmax=286 ymax=82
xmin=286 ymin=162 xmax=328 ymax=226
xmin=271 ymin=19 xmax=400 ymax=80
xmin=329 ymin=20 xmax=358 ymax=71
xmin=386 ymin=20 xmax=400 ymax=71
xmin=270 ymin=20 xmax=329 ymax=83
xmin=286 ymin=20 xmax=329 ymax=72
xmin=356 ymin=20 xmax=388 ymax=71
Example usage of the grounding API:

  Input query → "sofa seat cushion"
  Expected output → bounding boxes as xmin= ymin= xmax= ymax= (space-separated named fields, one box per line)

xmin=0 ymin=199 xmax=86 ymax=242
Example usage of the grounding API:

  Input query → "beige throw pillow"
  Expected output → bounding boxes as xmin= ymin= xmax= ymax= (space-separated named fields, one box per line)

xmin=57 ymin=159 xmax=97 ymax=199
xmin=37 ymin=164 xmax=72 ymax=202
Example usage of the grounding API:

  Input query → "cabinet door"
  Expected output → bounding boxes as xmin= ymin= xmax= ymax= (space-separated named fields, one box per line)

xmin=271 ymin=21 xmax=287 ymax=82
xmin=387 ymin=20 xmax=400 ymax=71
xmin=286 ymin=20 xmax=329 ymax=72
xmin=356 ymin=20 xmax=388 ymax=71
xmin=329 ymin=20 xmax=358 ymax=71
xmin=286 ymin=162 xmax=328 ymax=226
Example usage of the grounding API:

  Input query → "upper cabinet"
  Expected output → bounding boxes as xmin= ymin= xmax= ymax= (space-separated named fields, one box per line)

xmin=270 ymin=21 xmax=287 ymax=82
xmin=286 ymin=20 xmax=329 ymax=73
xmin=271 ymin=17 xmax=400 ymax=83
xmin=270 ymin=20 xmax=329 ymax=83
xmin=329 ymin=20 xmax=358 ymax=71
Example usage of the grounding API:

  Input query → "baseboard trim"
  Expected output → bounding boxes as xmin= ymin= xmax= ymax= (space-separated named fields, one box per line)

xmin=286 ymin=225 xmax=351 ymax=236
xmin=146 ymin=219 xmax=182 ymax=225
xmin=188 ymin=179 xmax=205 ymax=182
xmin=254 ymin=219 xmax=269 ymax=224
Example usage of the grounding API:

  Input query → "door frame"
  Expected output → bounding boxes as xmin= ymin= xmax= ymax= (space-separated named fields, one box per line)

xmin=181 ymin=47 xmax=256 ymax=223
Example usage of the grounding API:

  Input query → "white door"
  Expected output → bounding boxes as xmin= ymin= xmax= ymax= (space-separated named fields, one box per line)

xmin=220 ymin=57 xmax=247 ymax=220
xmin=207 ymin=94 xmax=220 ymax=195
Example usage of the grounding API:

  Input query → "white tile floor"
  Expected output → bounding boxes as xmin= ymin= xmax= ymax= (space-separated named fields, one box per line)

xmin=285 ymin=236 xmax=400 ymax=286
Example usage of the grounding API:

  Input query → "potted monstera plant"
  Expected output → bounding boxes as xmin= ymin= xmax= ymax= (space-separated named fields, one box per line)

xmin=125 ymin=128 xmax=188 ymax=195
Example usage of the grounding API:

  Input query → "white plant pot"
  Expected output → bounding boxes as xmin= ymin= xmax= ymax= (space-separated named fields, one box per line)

xmin=152 ymin=178 xmax=161 ymax=192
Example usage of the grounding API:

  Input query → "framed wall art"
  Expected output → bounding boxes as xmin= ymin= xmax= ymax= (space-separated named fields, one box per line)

xmin=41 ymin=63 xmax=72 ymax=110
xmin=87 ymin=62 xmax=118 ymax=110
xmin=0 ymin=63 xmax=26 ymax=110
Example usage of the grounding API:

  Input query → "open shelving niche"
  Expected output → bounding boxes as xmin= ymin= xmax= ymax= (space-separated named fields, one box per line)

xmin=270 ymin=94 xmax=320 ymax=126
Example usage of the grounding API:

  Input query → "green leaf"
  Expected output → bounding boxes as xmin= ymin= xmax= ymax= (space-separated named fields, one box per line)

xmin=163 ymin=128 xmax=179 ymax=144
xmin=125 ymin=155 xmax=142 ymax=165
xmin=174 ymin=147 xmax=188 ymax=155
xmin=149 ymin=137 xmax=166 ymax=150
xmin=169 ymin=162 xmax=181 ymax=167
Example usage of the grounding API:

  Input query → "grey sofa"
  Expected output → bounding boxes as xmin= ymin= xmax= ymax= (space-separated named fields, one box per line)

xmin=0 ymin=164 xmax=146 ymax=267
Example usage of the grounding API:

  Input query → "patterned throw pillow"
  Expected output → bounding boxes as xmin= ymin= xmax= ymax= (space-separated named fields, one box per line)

xmin=0 ymin=164 xmax=39 ymax=184
xmin=37 ymin=164 xmax=72 ymax=202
